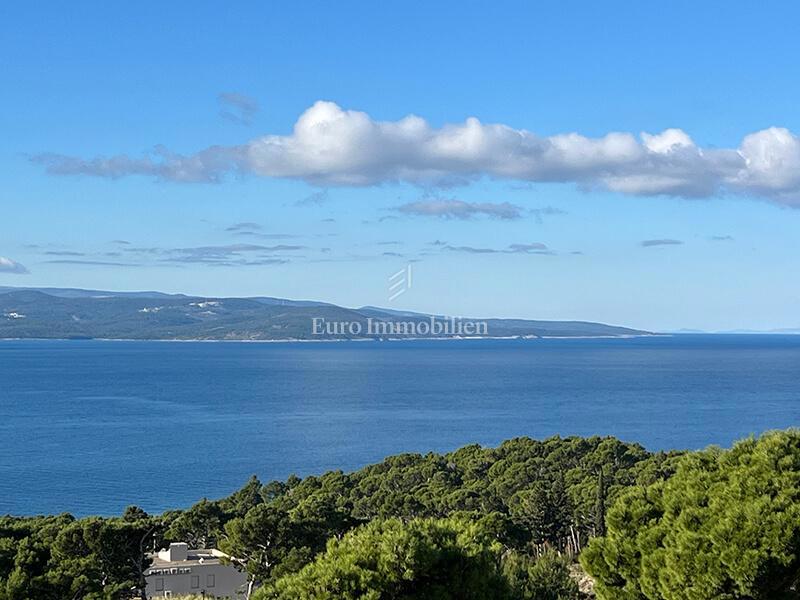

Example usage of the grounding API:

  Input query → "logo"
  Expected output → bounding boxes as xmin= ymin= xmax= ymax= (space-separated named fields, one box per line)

xmin=388 ymin=264 xmax=413 ymax=301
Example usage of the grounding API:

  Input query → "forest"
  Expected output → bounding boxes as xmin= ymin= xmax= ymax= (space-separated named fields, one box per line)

xmin=1 ymin=430 xmax=799 ymax=599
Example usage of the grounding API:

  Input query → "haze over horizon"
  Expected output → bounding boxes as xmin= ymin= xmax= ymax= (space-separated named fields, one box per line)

xmin=3 ymin=1 xmax=800 ymax=332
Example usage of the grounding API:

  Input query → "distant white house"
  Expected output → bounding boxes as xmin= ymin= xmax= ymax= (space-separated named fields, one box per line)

xmin=145 ymin=542 xmax=247 ymax=599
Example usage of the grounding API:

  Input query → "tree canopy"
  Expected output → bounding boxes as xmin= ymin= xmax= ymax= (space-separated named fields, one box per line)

xmin=255 ymin=517 xmax=580 ymax=600
xmin=0 ymin=509 xmax=163 ymax=600
xmin=0 ymin=434 xmax=685 ymax=599
xmin=581 ymin=430 xmax=800 ymax=600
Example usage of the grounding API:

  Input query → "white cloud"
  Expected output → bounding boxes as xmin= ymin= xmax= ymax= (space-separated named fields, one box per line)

xmin=30 ymin=101 xmax=800 ymax=205
xmin=396 ymin=199 xmax=522 ymax=219
xmin=0 ymin=257 xmax=29 ymax=274
xmin=732 ymin=128 xmax=800 ymax=202
xmin=641 ymin=128 xmax=695 ymax=153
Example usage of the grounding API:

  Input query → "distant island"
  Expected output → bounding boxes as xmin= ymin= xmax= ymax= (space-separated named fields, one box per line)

xmin=0 ymin=286 xmax=651 ymax=341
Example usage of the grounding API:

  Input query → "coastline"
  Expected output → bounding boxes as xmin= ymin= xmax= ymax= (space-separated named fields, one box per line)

xmin=0 ymin=333 xmax=665 ymax=343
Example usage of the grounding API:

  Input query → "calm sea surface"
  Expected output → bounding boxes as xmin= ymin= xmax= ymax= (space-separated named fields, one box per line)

xmin=2 ymin=335 xmax=799 ymax=516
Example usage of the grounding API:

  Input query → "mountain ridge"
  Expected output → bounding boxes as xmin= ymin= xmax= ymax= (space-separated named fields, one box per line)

xmin=0 ymin=286 xmax=652 ymax=340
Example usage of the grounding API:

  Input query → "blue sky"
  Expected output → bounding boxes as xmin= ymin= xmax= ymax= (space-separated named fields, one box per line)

xmin=3 ymin=1 xmax=800 ymax=331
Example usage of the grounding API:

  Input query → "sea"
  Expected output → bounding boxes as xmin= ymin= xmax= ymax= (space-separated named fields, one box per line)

xmin=1 ymin=335 xmax=798 ymax=516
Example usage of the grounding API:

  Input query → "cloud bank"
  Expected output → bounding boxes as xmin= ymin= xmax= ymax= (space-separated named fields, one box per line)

xmin=31 ymin=101 xmax=800 ymax=204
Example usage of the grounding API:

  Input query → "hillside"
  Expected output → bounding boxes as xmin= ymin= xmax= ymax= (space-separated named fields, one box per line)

xmin=0 ymin=287 xmax=651 ymax=340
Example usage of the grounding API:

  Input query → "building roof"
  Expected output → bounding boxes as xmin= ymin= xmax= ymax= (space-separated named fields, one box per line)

xmin=147 ymin=543 xmax=234 ymax=569
xmin=149 ymin=549 xmax=226 ymax=568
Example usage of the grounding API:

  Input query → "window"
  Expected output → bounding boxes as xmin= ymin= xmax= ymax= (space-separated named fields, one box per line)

xmin=207 ymin=573 xmax=215 ymax=587
xmin=155 ymin=578 xmax=164 ymax=591
xmin=191 ymin=575 xmax=200 ymax=589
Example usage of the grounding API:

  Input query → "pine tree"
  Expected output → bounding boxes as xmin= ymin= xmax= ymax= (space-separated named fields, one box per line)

xmin=594 ymin=467 xmax=606 ymax=538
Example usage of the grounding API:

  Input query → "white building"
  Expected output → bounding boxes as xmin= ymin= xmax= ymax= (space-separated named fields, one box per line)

xmin=145 ymin=542 xmax=248 ymax=598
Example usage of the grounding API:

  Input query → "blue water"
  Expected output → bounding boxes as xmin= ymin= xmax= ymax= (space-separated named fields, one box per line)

xmin=1 ymin=335 xmax=799 ymax=516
